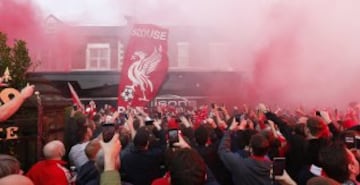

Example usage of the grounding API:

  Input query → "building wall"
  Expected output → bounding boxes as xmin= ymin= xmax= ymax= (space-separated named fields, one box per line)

xmin=39 ymin=16 xmax=233 ymax=72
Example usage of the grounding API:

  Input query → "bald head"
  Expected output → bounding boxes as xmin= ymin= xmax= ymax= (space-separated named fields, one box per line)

xmin=43 ymin=140 xmax=65 ymax=160
xmin=0 ymin=174 xmax=34 ymax=185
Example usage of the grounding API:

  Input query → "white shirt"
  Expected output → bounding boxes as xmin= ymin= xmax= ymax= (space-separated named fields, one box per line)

xmin=68 ymin=142 xmax=89 ymax=169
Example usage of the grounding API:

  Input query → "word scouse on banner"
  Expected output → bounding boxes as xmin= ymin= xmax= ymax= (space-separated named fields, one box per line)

xmin=131 ymin=28 xmax=168 ymax=40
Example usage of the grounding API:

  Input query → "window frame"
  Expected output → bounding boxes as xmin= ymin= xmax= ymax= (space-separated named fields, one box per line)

xmin=86 ymin=43 xmax=111 ymax=70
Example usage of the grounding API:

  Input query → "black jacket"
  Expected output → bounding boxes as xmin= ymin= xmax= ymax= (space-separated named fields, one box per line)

xmin=76 ymin=160 xmax=99 ymax=185
xmin=120 ymin=129 xmax=166 ymax=185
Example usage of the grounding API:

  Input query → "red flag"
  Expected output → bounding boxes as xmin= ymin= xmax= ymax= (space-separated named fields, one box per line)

xmin=118 ymin=24 xmax=169 ymax=108
xmin=68 ymin=82 xmax=85 ymax=111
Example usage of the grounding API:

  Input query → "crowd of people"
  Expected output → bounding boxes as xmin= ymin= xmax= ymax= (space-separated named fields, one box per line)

xmin=2 ymin=98 xmax=360 ymax=185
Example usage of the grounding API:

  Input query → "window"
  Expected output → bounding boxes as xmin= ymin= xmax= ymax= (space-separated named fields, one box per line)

xmin=177 ymin=42 xmax=189 ymax=67
xmin=86 ymin=43 xmax=111 ymax=70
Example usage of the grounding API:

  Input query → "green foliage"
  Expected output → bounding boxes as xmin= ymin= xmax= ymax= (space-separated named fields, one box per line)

xmin=0 ymin=32 xmax=32 ymax=89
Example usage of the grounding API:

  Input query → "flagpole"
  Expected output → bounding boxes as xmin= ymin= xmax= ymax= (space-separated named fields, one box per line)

xmin=67 ymin=82 xmax=84 ymax=112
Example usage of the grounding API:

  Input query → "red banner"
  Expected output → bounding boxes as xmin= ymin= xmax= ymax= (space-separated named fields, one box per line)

xmin=68 ymin=82 xmax=85 ymax=112
xmin=118 ymin=24 xmax=169 ymax=108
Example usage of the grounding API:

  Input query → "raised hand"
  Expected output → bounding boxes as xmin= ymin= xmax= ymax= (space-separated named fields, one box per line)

xmin=20 ymin=84 xmax=35 ymax=99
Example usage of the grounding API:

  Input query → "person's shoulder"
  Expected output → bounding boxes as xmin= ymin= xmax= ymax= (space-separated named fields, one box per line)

xmin=246 ymin=157 xmax=272 ymax=168
xmin=307 ymin=176 xmax=341 ymax=185
xmin=27 ymin=160 xmax=44 ymax=171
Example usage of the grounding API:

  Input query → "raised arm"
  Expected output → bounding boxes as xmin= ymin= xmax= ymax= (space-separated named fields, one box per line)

xmin=0 ymin=84 xmax=34 ymax=122
xmin=319 ymin=110 xmax=339 ymax=138
xmin=218 ymin=118 xmax=244 ymax=171
xmin=100 ymin=133 xmax=122 ymax=185
xmin=258 ymin=104 xmax=293 ymax=140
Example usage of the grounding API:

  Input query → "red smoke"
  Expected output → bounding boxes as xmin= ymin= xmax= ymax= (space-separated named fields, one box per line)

xmin=2 ymin=0 xmax=360 ymax=109
xmin=134 ymin=1 xmax=360 ymax=109
xmin=0 ymin=0 xmax=77 ymax=72
xmin=0 ymin=0 xmax=43 ymax=56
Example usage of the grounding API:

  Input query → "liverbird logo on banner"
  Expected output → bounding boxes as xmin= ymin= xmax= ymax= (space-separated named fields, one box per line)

xmin=126 ymin=46 xmax=162 ymax=101
xmin=118 ymin=24 xmax=169 ymax=108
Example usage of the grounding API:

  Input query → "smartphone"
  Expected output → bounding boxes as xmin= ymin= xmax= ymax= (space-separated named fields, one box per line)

xmin=145 ymin=119 xmax=154 ymax=126
xmin=316 ymin=111 xmax=321 ymax=117
xmin=120 ymin=113 xmax=128 ymax=120
xmin=345 ymin=136 xmax=356 ymax=149
xmin=235 ymin=114 xmax=242 ymax=122
xmin=102 ymin=123 xmax=115 ymax=142
xmin=273 ymin=157 xmax=286 ymax=176
xmin=73 ymin=104 xmax=77 ymax=111
xmin=168 ymin=129 xmax=179 ymax=146
xmin=157 ymin=112 xmax=162 ymax=119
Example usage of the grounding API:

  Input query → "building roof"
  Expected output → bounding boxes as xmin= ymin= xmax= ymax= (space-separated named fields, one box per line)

xmin=28 ymin=70 xmax=244 ymax=101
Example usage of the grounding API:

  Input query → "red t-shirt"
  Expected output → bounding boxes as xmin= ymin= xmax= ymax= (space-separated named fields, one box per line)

xmin=151 ymin=172 xmax=170 ymax=185
xmin=26 ymin=160 xmax=70 ymax=185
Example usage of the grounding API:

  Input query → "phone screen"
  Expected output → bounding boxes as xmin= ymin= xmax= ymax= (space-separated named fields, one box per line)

xmin=273 ymin=157 xmax=286 ymax=176
xmin=168 ymin=129 xmax=179 ymax=146
xmin=102 ymin=123 xmax=115 ymax=142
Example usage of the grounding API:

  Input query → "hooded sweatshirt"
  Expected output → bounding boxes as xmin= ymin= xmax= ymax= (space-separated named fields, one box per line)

xmin=218 ymin=131 xmax=272 ymax=185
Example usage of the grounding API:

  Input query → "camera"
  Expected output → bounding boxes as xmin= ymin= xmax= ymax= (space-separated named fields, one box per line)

xmin=273 ymin=157 xmax=286 ymax=176
xmin=102 ymin=123 xmax=115 ymax=142
xmin=168 ymin=129 xmax=179 ymax=146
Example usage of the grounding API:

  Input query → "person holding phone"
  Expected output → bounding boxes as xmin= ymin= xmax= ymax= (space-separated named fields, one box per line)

xmin=99 ymin=133 xmax=122 ymax=185
xmin=258 ymin=103 xmax=333 ymax=184
xmin=218 ymin=117 xmax=272 ymax=185
xmin=120 ymin=118 xmax=167 ymax=185
xmin=152 ymin=132 xmax=220 ymax=185
xmin=102 ymin=123 xmax=116 ymax=143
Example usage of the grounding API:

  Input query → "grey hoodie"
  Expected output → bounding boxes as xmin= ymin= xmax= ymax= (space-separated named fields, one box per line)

xmin=218 ymin=131 xmax=272 ymax=185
